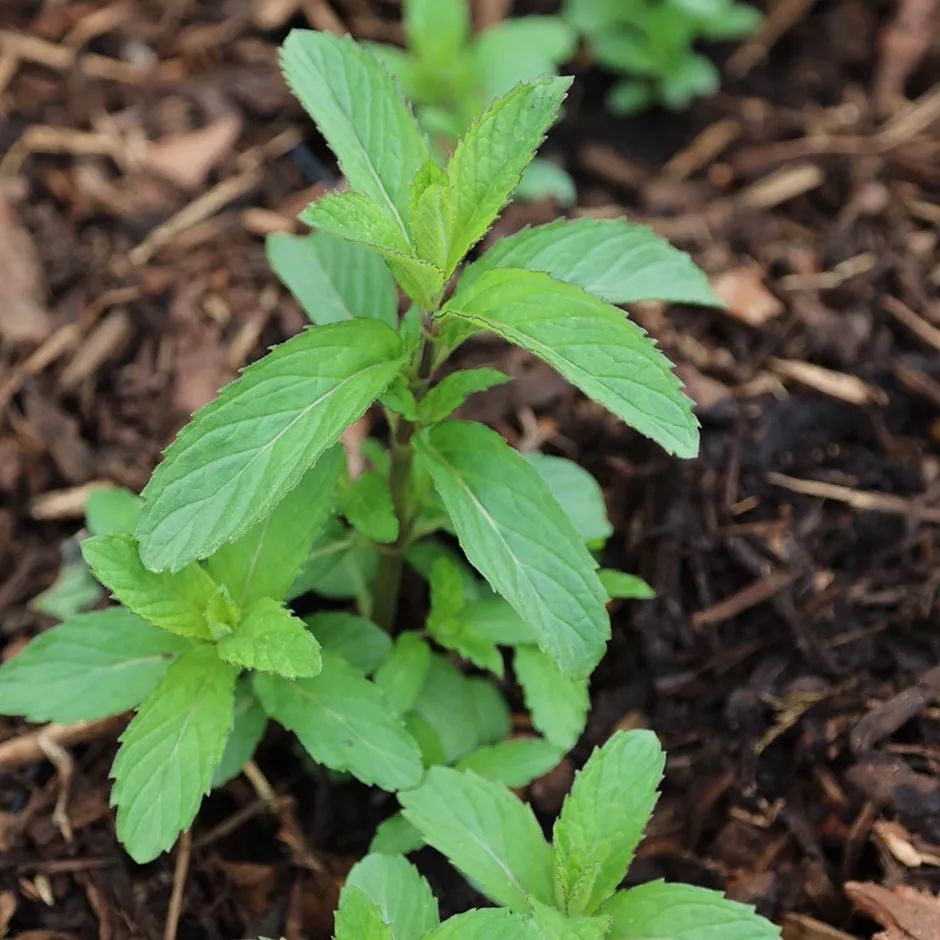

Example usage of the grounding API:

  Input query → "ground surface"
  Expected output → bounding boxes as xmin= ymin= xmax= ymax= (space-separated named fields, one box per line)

xmin=1 ymin=1 xmax=940 ymax=937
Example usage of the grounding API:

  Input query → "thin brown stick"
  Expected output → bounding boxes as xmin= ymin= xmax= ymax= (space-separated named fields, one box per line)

xmin=243 ymin=761 xmax=326 ymax=873
xmin=163 ymin=830 xmax=192 ymax=940
xmin=692 ymin=571 xmax=797 ymax=630
xmin=884 ymin=296 xmax=940 ymax=352
xmin=0 ymin=717 xmax=124 ymax=771
xmin=768 ymin=472 xmax=940 ymax=524
xmin=36 ymin=731 xmax=75 ymax=843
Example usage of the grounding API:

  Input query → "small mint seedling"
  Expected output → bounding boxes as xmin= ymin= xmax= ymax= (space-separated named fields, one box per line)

xmin=329 ymin=731 xmax=780 ymax=939
xmin=566 ymin=0 xmax=762 ymax=114
xmin=370 ymin=0 xmax=578 ymax=204
xmin=1 ymin=30 xmax=721 ymax=866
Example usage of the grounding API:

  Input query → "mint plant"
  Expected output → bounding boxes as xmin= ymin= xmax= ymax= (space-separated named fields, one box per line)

xmin=368 ymin=0 xmax=578 ymax=204
xmin=330 ymin=732 xmax=780 ymax=939
xmin=565 ymin=0 xmax=762 ymax=114
xmin=0 ymin=29 xmax=720 ymax=866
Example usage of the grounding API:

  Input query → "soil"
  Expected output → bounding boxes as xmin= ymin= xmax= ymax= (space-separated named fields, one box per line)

xmin=1 ymin=0 xmax=940 ymax=937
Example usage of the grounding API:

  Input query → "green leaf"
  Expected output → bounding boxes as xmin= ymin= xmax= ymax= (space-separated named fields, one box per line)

xmin=31 ymin=550 xmax=102 ymax=620
xmin=457 ymin=737 xmax=563 ymax=787
xmin=405 ymin=0 xmax=470 ymax=66
xmin=290 ymin=519 xmax=378 ymax=608
xmin=443 ymin=269 xmax=699 ymax=458
xmin=474 ymin=17 xmax=577 ymax=102
xmin=467 ymin=675 xmax=512 ymax=745
xmin=418 ymin=368 xmax=511 ymax=424
xmin=340 ymin=471 xmax=399 ymax=543
xmin=443 ymin=78 xmax=572 ymax=272
xmin=700 ymin=2 xmax=763 ymax=40
xmin=111 ymin=646 xmax=237 ymax=863
xmin=380 ymin=376 xmax=418 ymax=420
xmin=305 ymin=611 xmax=391 ymax=674
xmin=406 ymin=712 xmax=446 ymax=765
xmin=370 ymin=811 xmax=425 ymax=856
xmin=335 ymin=888 xmax=393 ymax=940
xmin=280 ymin=30 xmax=430 ymax=234
xmin=405 ymin=540 xmax=481 ymax=597
xmin=82 ymin=534 xmax=217 ymax=639
xmin=607 ymin=80 xmax=654 ymax=116
xmin=410 ymin=160 xmax=450 ymax=270
xmin=0 ymin=608 xmax=188 ymax=723
xmin=458 ymin=597 xmax=536 ymax=646
xmin=529 ymin=899 xmax=611 ymax=939
xmin=428 ymin=556 xmax=503 ymax=676
xmin=515 ymin=158 xmax=577 ymax=207
xmin=212 ymin=678 xmax=267 ymax=788
xmin=266 ymin=231 xmax=397 ymax=328
xmin=302 ymin=192 xmax=445 ymax=309
xmin=217 ymin=598 xmax=321 ymax=678
xmin=254 ymin=651 xmax=423 ymax=790
xmin=524 ymin=452 xmax=612 ymax=547
xmin=415 ymin=421 xmax=608 ymax=678
xmin=374 ymin=633 xmax=431 ymax=715
xmin=514 ymin=645 xmax=588 ymax=750
xmin=600 ymin=881 xmax=781 ymax=939
xmin=427 ymin=555 xmax=465 ymax=626
xmin=461 ymin=217 xmax=719 ymax=307
xmin=85 ymin=487 xmax=142 ymax=536
xmin=137 ymin=320 xmax=406 ymax=572
xmin=424 ymin=910 xmax=540 ymax=940
xmin=605 ymin=78 xmax=656 ymax=117
xmin=410 ymin=654 xmax=482 ymax=763
xmin=207 ymin=447 xmax=343 ymax=607
xmin=599 ymin=570 xmax=655 ymax=600
xmin=553 ymin=730 xmax=665 ymax=915
xmin=399 ymin=767 xmax=554 ymax=911
xmin=345 ymin=854 xmax=439 ymax=940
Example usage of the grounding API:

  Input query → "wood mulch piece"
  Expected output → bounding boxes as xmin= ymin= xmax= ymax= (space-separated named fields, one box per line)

xmin=1 ymin=0 xmax=940 ymax=936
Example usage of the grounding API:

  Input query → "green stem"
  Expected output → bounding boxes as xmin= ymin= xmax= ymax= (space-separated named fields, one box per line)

xmin=371 ymin=314 xmax=436 ymax=632
xmin=371 ymin=419 xmax=413 ymax=631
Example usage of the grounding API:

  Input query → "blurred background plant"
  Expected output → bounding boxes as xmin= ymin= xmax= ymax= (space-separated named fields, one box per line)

xmin=369 ymin=0 xmax=578 ymax=204
xmin=565 ymin=0 xmax=762 ymax=114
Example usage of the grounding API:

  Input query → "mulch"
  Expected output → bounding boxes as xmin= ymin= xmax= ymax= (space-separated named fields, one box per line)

xmin=1 ymin=0 xmax=940 ymax=937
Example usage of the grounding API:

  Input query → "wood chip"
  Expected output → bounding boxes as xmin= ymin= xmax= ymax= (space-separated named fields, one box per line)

xmin=0 ymin=717 xmax=124 ymax=771
xmin=875 ymin=0 xmax=940 ymax=117
xmin=0 ymin=891 xmax=15 ymax=935
xmin=737 ymin=162 xmax=825 ymax=211
xmin=145 ymin=113 xmax=243 ymax=190
xmin=664 ymin=119 xmax=742 ymax=181
xmin=0 ymin=191 xmax=51 ymax=343
xmin=782 ymin=912 xmax=858 ymax=939
xmin=130 ymin=165 xmax=263 ymax=264
xmin=60 ymin=310 xmax=131 ymax=391
xmin=711 ymin=264 xmax=784 ymax=326
xmin=0 ymin=124 xmax=127 ymax=176
xmin=768 ymin=472 xmax=940 ymax=524
xmin=884 ymin=296 xmax=940 ymax=352
xmin=30 ymin=481 xmax=113 ymax=520
xmin=253 ymin=0 xmax=302 ymax=28
xmin=727 ymin=0 xmax=816 ymax=77
xmin=300 ymin=0 xmax=345 ymax=33
xmin=770 ymin=358 xmax=887 ymax=407
xmin=873 ymin=820 xmax=940 ymax=868
xmin=130 ymin=128 xmax=300 ymax=264
xmin=692 ymin=570 xmax=797 ymax=630
xmin=475 ymin=0 xmax=513 ymax=29
xmin=845 ymin=882 xmax=940 ymax=940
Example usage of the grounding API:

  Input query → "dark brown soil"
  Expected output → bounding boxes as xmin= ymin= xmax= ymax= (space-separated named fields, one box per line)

xmin=2 ymin=0 xmax=940 ymax=937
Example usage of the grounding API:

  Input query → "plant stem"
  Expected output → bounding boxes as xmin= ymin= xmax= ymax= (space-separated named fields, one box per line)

xmin=372 ymin=419 xmax=413 ymax=631
xmin=371 ymin=313 xmax=436 ymax=632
